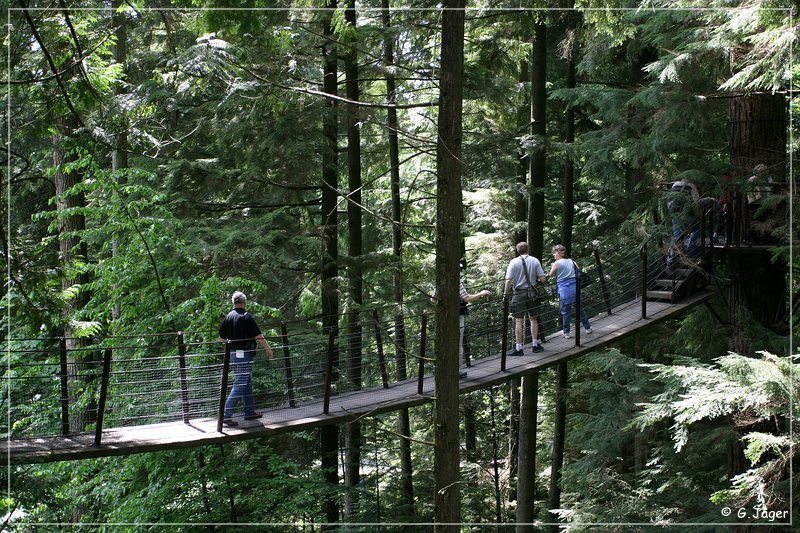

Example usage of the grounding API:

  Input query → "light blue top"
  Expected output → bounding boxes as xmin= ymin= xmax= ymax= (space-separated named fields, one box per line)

xmin=552 ymin=258 xmax=577 ymax=284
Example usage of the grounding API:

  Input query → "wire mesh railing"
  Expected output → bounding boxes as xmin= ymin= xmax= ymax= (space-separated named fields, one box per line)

xmin=4 ymin=237 xmax=685 ymax=445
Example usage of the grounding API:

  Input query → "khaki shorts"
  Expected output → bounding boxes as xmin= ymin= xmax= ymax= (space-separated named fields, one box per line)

xmin=510 ymin=289 xmax=543 ymax=319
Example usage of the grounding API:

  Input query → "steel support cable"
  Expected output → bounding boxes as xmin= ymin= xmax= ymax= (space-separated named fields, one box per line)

xmin=8 ymin=241 xmax=675 ymax=438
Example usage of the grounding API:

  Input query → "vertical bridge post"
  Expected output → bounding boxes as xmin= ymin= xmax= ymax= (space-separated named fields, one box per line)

xmin=217 ymin=342 xmax=231 ymax=432
xmin=177 ymin=332 xmax=190 ymax=424
xmin=417 ymin=312 xmax=427 ymax=395
xmin=575 ymin=272 xmax=582 ymax=348
xmin=59 ymin=337 xmax=69 ymax=436
xmin=640 ymin=243 xmax=648 ymax=319
xmin=280 ymin=321 xmax=296 ymax=408
xmin=94 ymin=348 xmax=113 ymax=446
xmin=733 ymin=189 xmax=743 ymax=246
xmin=593 ymin=248 xmax=612 ymax=316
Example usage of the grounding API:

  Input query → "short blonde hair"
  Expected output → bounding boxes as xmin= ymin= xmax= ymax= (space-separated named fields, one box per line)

xmin=552 ymin=244 xmax=568 ymax=256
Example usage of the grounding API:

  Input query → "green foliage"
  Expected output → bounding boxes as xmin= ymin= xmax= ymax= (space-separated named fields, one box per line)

xmin=5 ymin=1 xmax=794 ymax=528
xmin=634 ymin=352 xmax=797 ymax=512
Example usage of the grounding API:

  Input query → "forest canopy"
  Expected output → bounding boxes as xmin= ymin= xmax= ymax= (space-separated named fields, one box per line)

xmin=3 ymin=1 xmax=796 ymax=530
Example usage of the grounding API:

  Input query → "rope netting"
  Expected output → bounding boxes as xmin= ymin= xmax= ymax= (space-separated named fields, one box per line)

xmin=3 ymin=239 xmax=686 ymax=440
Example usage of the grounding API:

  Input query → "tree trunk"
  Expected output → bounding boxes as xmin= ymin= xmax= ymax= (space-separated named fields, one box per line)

xmin=320 ymin=4 xmax=340 ymax=527
xmin=515 ymin=61 xmax=529 ymax=246
xmin=53 ymin=116 xmax=91 ymax=433
xmin=508 ymin=378 xmax=520 ymax=503
xmin=528 ymin=22 xmax=546 ymax=258
xmin=464 ymin=393 xmax=477 ymax=462
xmin=624 ymin=44 xmax=657 ymax=213
xmin=550 ymin=16 xmax=576 ymax=522
xmin=382 ymin=0 xmax=415 ymax=514
xmin=111 ymin=0 xmax=128 ymax=324
xmin=343 ymin=0 xmax=363 ymax=519
xmin=730 ymin=93 xmax=786 ymax=181
xmin=434 ymin=1 xmax=465 ymax=529
xmin=547 ymin=363 xmax=568 ymax=530
xmin=729 ymin=93 xmax=787 ymax=332
xmin=516 ymin=372 xmax=539 ymax=532
xmin=561 ymin=8 xmax=576 ymax=252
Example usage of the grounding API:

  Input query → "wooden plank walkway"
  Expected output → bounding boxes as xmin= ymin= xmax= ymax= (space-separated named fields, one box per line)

xmin=4 ymin=291 xmax=713 ymax=464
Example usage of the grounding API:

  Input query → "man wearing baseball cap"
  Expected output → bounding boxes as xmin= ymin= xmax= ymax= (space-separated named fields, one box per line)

xmin=219 ymin=291 xmax=273 ymax=426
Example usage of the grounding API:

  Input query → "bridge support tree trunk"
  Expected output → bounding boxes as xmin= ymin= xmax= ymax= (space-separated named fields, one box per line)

xmin=508 ymin=378 xmax=520 ymax=504
xmin=560 ymin=4 xmax=577 ymax=254
xmin=434 ymin=2 xmax=465 ymax=529
xmin=343 ymin=0 xmax=363 ymax=520
xmin=320 ymin=3 xmax=340 ymax=527
xmin=528 ymin=20 xmax=546 ymax=258
xmin=383 ymin=0 xmax=415 ymax=514
xmin=516 ymin=372 xmax=539 ymax=532
xmin=111 ymin=0 xmax=128 ymax=325
xmin=547 ymin=363 xmax=568 ymax=530
xmin=514 ymin=60 xmax=529 ymax=246
xmin=53 ymin=116 xmax=93 ymax=434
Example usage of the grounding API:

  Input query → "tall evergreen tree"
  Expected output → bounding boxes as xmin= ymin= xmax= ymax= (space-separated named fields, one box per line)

xmin=433 ymin=1 xmax=466 ymax=529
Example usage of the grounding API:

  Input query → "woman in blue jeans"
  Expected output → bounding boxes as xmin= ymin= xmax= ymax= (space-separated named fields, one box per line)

xmin=549 ymin=245 xmax=591 ymax=338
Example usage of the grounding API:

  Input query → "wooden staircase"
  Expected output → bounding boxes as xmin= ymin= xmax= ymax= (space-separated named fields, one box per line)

xmin=646 ymin=266 xmax=704 ymax=303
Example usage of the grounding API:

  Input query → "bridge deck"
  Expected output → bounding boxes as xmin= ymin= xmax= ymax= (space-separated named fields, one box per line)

xmin=4 ymin=291 xmax=712 ymax=464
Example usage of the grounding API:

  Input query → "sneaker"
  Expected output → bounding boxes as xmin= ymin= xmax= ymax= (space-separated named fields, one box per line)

xmin=459 ymin=371 xmax=468 ymax=379
xmin=506 ymin=347 xmax=524 ymax=357
xmin=563 ymin=332 xmax=572 ymax=339
xmin=223 ymin=418 xmax=238 ymax=427
xmin=530 ymin=344 xmax=544 ymax=353
xmin=584 ymin=328 xmax=593 ymax=334
xmin=244 ymin=413 xmax=262 ymax=420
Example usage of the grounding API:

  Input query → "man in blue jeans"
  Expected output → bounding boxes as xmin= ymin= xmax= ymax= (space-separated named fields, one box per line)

xmin=219 ymin=291 xmax=273 ymax=427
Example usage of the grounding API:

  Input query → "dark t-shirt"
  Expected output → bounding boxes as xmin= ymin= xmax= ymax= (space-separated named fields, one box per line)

xmin=219 ymin=308 xmax=262 ymax=351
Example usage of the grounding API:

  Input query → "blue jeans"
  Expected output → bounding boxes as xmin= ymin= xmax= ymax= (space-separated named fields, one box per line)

xmin=558 ymin=279 xmax=590 ymax=334
xmin=560 ymin=300 xmax=591 ymax=335
xmin=668 ymin=217 xmax=700 ymax=268
xmin=224 ymin=353 xmax=256 ymax=418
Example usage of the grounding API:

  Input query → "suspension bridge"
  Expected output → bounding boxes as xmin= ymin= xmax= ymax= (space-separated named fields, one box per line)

xmin=4 ymin=240 xmax=724 ymax=465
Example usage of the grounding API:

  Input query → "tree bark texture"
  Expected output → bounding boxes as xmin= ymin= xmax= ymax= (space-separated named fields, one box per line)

xmin=464 ymin=393 xmax=477 ymax=462
xmin=111 ymin=0 xmax=128 ymax=324
xmin=320 ymin=6 xmax=339 ymax=335
xmin=320 ymin=5 xmax=340 ymax=526
xmin=434 ymin=1 xmax=465 ymax=530
xmin=730 ymin=93 xmax=786 ymax=180
xmin=528 ymin=22 xmax=546 ymax=258
xmin=547 ymin=363 xmax=568 ymax=530
xmin=508 ymin=378 xmax=520 ymax=503
xmin=561 ymin=10 xmax=576 ymax=252
xmin=382 ymin=0 xmax=415 ymax=513
xmin=343 ymin=1 xmax=363 ymax=518
xmin=53 ymin=117 xmax=92 ymax=433
xmin=516 ymin=372 xmax=538 ymax=531
xmin=515 ymin=61 xmax=529 ymax=246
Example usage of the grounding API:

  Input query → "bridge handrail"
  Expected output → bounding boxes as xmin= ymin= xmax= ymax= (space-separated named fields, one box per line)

xmin=5 ymin=241 xmax=672 ymax=443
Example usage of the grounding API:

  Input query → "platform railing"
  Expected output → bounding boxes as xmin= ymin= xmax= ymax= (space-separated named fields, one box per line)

xmin=5 ymin=241 xmax=664 ymax=443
